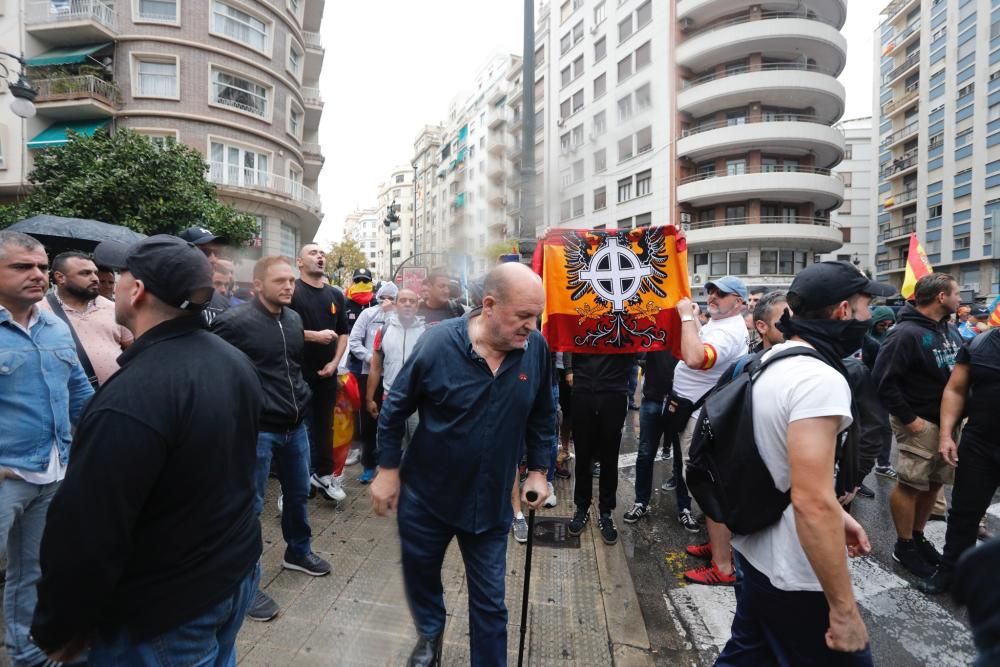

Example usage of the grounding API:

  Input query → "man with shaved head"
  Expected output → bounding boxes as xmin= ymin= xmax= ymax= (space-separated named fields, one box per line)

xmin=370 ymin=262 xmax=555 ymax=666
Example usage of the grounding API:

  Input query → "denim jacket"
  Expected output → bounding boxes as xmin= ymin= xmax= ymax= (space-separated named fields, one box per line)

xmin=0 ymin=306 xmax=94 ymax=471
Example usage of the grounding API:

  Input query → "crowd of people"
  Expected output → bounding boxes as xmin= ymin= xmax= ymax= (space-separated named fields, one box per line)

xmin=1 ymin=221 xmax=999 ymax=666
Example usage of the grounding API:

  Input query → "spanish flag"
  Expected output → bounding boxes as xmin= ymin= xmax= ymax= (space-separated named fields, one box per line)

xmin=538 ymin=226 xmax=690 ymax=355
xmin=901 ymin=232 xmax=933 ymax=300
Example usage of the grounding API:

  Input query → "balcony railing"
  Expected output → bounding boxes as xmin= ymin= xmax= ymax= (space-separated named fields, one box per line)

xmin=685 ymin=216 xmax=839 ymax=230
xmin=682 ymin=61 xmax=826 ymax=90
xmin=302 ymin=142 xmax=322 ymax=157
xmin=884 ymin=21 xmax=920 ymax=53
xmin=877 ymin=219 xmax=916 ymax=242
xmin=683 ymin=9 xmax=833 ymax=38
xmin=880 ymin=120 xmax=919 ymax=147
xmin=302 ymin=31 xmax=322 ymax=49
xmin=879 ymin=149 xmax=919 ymax=178
xmin=26 ymin=0 xmax=118 ymax=30
xmin=882 ymin=50 xmax=920 ymax=85
xmin=881 ymin=85 xmax=919 ymax=115
xmin=681 ymin=113 xmax=830 ymax=138
xmin=679 ymin=164 xmax=837 ymax=185
xmin=208 ymin=162 xmax=321 ymax=211
xmin=301 ymin=87 xmax=323 ymax=106
xmin=877 ymin=257 xmax=907 ymax=271
xmin=33 ymin=75 xmax=120 ymax=106
xmin=883 ymin=189 xmax=918 ymax=208
xmin=882 ymin=0 xmax=918 ymax=23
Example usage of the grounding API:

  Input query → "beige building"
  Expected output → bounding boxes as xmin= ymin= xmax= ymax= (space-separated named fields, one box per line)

xmin=0 ymin=0 xmax=326 ymax=278
xmin=343 ymin=207 xmax=380 ymax=275
xmin=374 ymin=166 xmax=413 ymax=280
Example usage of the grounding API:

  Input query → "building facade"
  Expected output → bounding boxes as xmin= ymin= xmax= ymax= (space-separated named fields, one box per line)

xmin=343 ymin=207 xmax=380 ymax=273
xmin=825 ymin=116 xmax=874 ymax=269
xmin=873 ymin=0 xmax=1000 ymax=299
xmin=0 ymin=0 xmax=326 ymax=278
xmin=374 ymin=166 xmax=413 ymax=280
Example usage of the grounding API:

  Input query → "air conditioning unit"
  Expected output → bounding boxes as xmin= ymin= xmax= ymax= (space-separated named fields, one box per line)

xmin=691 ymin=273 xmax=706 ymax=285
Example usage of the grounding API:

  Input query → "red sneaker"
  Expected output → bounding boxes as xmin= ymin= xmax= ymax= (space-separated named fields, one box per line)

xmin=684 ymin=561 xmax=736 ymax=586
xmin=685 ymin=542 xmax=712 ymax=560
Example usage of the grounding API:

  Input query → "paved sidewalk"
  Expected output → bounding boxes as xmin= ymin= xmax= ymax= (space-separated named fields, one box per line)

xmin=237 ymin=467 xmax=655 ymax=666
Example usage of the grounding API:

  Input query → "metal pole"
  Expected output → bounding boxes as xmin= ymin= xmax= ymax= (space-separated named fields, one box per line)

xmin=519 ymin=0 xmax=536 ymax=257
xmin=412 ymin=162 xmax=418 ymax=258
xmin=517 ymin=490 xmax=538 ymax=667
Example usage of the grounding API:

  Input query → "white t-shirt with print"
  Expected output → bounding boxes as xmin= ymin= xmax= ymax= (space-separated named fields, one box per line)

xmin=672 ymin=313 xmax=748 ymax=402
xmin=731 ymin=340 xmax=853 ymax=592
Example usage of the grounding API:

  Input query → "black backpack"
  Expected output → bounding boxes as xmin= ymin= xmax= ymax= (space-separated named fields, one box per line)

xmin=685 ymin=346 xmax=828 ymax=536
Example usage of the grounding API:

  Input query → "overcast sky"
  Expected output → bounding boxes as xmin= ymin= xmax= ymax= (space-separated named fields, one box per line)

xmin=315 ymin=1 xmax=883 ymax=246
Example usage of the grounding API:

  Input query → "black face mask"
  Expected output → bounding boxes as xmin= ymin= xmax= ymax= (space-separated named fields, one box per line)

xmin=775 ymin=311 xmax=870 ymax=369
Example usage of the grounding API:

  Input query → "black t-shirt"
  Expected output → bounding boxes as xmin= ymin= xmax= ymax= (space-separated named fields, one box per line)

xmin=956 ymin=331 xmax=1000 ymax=441
xmin=418 ymin=300 xmax=464 ymax=326
xmin=642 ymin=351 xmax=678 ymax=402
xmin=290 ymin=279 xmax=348 ymax=381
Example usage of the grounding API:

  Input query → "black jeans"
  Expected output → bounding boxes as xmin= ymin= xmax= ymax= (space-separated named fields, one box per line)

xmin=306 ymin=377 xmax=337 ymax=477
xmin=942 ymin=432 xmax=999 ymax=570
xmin=357 ymin=374 xmax=379 ymax=470
xmin=572 ymin=390 xmax=628 ymax=515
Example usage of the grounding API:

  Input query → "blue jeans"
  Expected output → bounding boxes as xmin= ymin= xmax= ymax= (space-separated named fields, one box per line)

xmin=717 ymin=553 xmax=873 ymax=666
xmin=0 ymin=478 xmax=59 ymax=666
xmin=254 ymin=425 xmax=312 ymax=558
xmin=397 ymin=487 xmax=508 ymax=667
xmin=635 ymin=399 xmax=669 ymax=506
xmin=672 ymin=437 xmax=691 ymax=513
xmin=547 ymin=383 xmax=559 ymax=483
xmin=89 ymin=563 xmax=259 ymax=666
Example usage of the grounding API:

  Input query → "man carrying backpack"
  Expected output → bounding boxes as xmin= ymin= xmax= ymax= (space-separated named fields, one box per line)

xmin=715 ymin=261 xmax=893 ymax=666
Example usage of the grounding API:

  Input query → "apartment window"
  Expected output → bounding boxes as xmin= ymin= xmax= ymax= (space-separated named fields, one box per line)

xmin=287 ymin=40 xmax=303 ymax=79
xmin=593 ymin=110 xmax=606 ymax=136
xmin=572 ymin=159 xmax=584 ymax=183
xmin=840 ymin=200 xmax=852 ymax=214
xmin=212 ymin=68 xmax=269 ymax=118
xmin=573 ymin=21 xmax=584 ymax=45
xmin=210 ymin=140 xmax=270 ymax=188
xmin=572 ymin=194 xmax=584 ymax=217
xmin=711 ymin=252 xmax=728 ymax=275
xmin=395 ymin=174 xmax=405 ymax=184
xmin=595 ymin=37 xmax=607 ymax=62
xmin=929 ymin=204 xmax=943 ymax=217
xmin=594 ymin=186 xmax=607 ymax=210
xmin=956 ymin=128 xmax=974 ymax=146
xmin=844 ymin=144 xmax=853 ymax=159
xmin=635 ymin=41 xmax=651 ymax=71
xmin=636 ymin=126 xmax=652 ymax=154
xmin=560 ymin=98 xmax=572 ymax=119
xmin=618 ymin=176 xmax=632 ymax=202
xmin=618 ymin=136 xmax=633 ymax=162
xmin=726 ymin=205 xmax=746 ymax=220
xmin=958 ymin=82 xmax=975 ymax=98
xmin=726 ymin=159 xmax=747 ymax=176
xmin=572 ymin=124 xmax=584 ymax=146
xmin=573 ymin=55 xmax=584 ymax=79
xmin=561 ymin=31 xmax=572 ymax=54
xmin=619 ymin=15 xmax=634 ymax=43
xmin=634 ymin=212 xmax=651 ymax=228
xmin=618 ymin=55 xmax=633 ymax=82
xmin=636 ymin=0 xmax=651 ymax=29
xmin=635 ymin=169 xmax=651 ymax=197
xmin=760 ymin=250 xmax=778 ymax=274
xmin=594 ymin=1 xmax=606 ymax=25
xmin=617 ymin=95 xmax=632 ymax=121
xmin=135 ymin=58 xmax=178 ymax=98
xmin=635 ymin=83 xmax=651 ymax=111
xmin=560 ymin=0 xmax=572 ymax=22
xmin=279 ymin=223 xmax=298 ymax=259
xmin=571 ymin=89 xmax=584 ymax=114
xmin=594 ymin=148 xmax=607 ymax=173
xmin=137 ymin=0 xmax=177 ymax=22
xmin=288 ymin=100 xmax=303 ymax=137
xmin=594 ymin=73 xmax=606 ymax=99
xmin=561 ymin=65 xmax=572 ymax=88
xmin=212 ymin=1 xmax=270 ymax=53
xmin=560 ymin=199 xmax=572 ymax=221
xmin=955 ymin=234 xmax=971 ymax=250
xmin=841 ymin=172 xmax=852 ymax=187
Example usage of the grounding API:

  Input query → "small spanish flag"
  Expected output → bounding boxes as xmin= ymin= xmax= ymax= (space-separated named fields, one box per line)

xmin=901 ymin=233 xmax=933 ymax=300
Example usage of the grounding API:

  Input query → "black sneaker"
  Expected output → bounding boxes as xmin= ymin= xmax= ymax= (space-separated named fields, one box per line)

xmin=856 ymin=483 xmax=875 ymax=499
xmin=282 ymin=550 xmax=331 ymax=577
xmin=913 ymin=532 xmax=942 ymax=566
xmin=598 ymin=513 xmax=618 ymax=545
xmin=874 ymin=465 xmax=898 ymax=480
xmin=246 ymin=589 xmax=279 ymax=622
xmin=915 ymin=567 xmax=954 ymax=595
xmin=568 ymin=507 xmax=590 ymax=536
xmin=678 ymin=509 xmax=701 ymax=533
xmin=622 ymin=502 xmax=649 ymax=524
xmin=893 ymin=540 xmax=934 ymax=578
xmin=591 ymin=462 xmax=601 ymax=478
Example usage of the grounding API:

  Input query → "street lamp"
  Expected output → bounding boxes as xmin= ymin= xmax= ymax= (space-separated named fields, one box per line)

xmin=383 ymin=198 xmax=400 ymax=278
xmin=0 ymin=52 xmax=38 ymax=119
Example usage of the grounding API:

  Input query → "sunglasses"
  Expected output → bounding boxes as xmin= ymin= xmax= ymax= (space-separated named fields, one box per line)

xmin=354 ymin=277 xmax=372 ymax=283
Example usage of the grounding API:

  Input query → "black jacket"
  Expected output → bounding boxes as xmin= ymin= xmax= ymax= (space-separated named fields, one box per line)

xmin=564 ymin=352 xmax=635 ymax=394
xmin=31 ymin=316 xmax=263 ymax=649
xmin=872 ymin=303 xmax=964 ymax=425
xmin=641 ymin=351 xmax=678 ymax=402
xmin=843 ymin=357 xmax=891 ymax=484
xmin=212 ymin=298 xmax=311 ymax=430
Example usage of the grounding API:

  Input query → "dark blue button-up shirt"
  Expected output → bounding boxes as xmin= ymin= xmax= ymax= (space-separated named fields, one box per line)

xmin=377 ymin=312 xmax=555 ymax=534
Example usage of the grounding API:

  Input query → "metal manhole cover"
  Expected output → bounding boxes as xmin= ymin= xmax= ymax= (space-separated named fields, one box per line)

xmin=531 ymin=518 xmax=581 ymax=548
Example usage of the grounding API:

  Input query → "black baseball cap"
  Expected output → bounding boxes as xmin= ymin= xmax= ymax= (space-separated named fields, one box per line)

xmin=971 ymin=305 xmax=991 ymax=318
xmin=94 ymin=235 xmax=213 ymax=311
xmin=353 ymin=267 xmax=373 ymax=281
xmin=787 ymin=261 xmax=896 ymax=312
xmin=178 ymin=226 xmax=222 ymax=245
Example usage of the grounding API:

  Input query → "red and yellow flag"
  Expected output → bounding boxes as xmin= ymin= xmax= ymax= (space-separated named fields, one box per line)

xmin=901 ymin=233 xmax=933 ymax=300
xmin=988 ymin=294 xmax=1000 ymax=328
xmin=538 ymin=226 xmax=690 ymax=355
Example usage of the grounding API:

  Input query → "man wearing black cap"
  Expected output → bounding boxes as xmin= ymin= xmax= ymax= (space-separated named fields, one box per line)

xmin=31 ymin=235 xmax=264 ymax=665
xmin=719 ymin=261 xmax=894 ymax=666
xmin=178 ymin=226 xmax=233 ymax=326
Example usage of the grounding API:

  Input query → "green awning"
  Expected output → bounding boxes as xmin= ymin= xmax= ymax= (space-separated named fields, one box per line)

xmin=25 ymin=43 xmax=112 ymax=67
xmin=28 ymin=119 xmax=110 ymax=150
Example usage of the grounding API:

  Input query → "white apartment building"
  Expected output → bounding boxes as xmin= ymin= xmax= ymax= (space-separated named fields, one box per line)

xmin=873 ymin=0 xmax=1000 ymax=299
xmin=825 ymin=116 xmax=874 ymax=269
xmin=343 ymin=208 xmax=380 ymax=272
xmin=374 ymin=166 xmax=413 ymax=280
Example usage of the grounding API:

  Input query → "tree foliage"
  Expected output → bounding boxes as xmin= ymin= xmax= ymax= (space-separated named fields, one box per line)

xmin=481 ymin=239 xmax=519 ymax=262
xmin=0 ymin=129 xmax=257 ymax=243
xmin=325 ymin=239 xmax=370 ymax=286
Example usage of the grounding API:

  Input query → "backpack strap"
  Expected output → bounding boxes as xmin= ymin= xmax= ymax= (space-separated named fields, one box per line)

xmin=749 ymin=345 xmax=827 ymax=380
xmin=46 ymin=293 xmax=99 ymax=390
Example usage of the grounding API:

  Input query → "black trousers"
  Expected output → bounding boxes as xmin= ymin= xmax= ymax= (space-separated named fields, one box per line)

xmin=306 ymin=377 xmax=338 ymax=477
xmin=572 ymin=390 xmax=628 ymax=515
xmin=942 ymin=432 xmax=999 ymax=569
xmin=356 ymin=373 xmax=379 ymax=470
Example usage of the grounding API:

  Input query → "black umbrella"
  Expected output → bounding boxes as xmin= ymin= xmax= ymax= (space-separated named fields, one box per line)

xmin=8 ymin=215 xmax=146 ymax=253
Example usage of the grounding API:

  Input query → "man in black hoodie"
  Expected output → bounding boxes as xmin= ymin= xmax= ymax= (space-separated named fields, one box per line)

xmin=873 ymin=273 xmax=964 ymax=578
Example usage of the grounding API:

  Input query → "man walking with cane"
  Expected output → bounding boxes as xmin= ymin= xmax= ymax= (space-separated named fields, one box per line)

xmin=370 ymin=262 xmax=554 ymax=667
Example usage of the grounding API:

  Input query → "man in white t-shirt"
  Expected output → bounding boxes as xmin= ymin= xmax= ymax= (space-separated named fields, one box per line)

xmin=718 ymin=261 xmax=894 ymax=666
xmin=668 ymin=276 xmax=748 ymax=534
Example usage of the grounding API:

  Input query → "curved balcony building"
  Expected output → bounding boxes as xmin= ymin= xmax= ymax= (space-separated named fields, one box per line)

xmin=675 ymin=0 xmax=848 ymax=292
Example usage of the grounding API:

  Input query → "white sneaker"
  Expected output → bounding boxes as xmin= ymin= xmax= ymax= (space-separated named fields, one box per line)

xmin=345 ymin=448 xmax=361 ymax=466
xmin=277 ymin=494 xmax=283 ymax=515
xmin=328 ymin=474 xmax=347 ymax=502
xmin=544 ymin=482 xmax=557 ymax=508
xmin=310 ymin=473 xmax=344 ymax=502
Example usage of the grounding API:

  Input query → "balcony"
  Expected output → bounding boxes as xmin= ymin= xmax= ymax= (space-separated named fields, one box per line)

xmin=881 ymin=84 xmax=919 ymax=117
xmin=883 ymin=20 xmax=920 ymax=57
xmin=882 ymin=189 xmax=918 ymax=210
xmin=882 ymin=0 xmax=919 ymax=24
xmin=302 ymin=31 xmax=324 ymax=82
xmin=26 ymin=1 xmax=118 ymax=45
xmin=677 ymin=0 xmax=846 ymax=31
xmin=677 ymin=165 xmax=844 ymax=210
xmin=879 ymin=149 xmax=918 ymax=179
xmin=33 ymin=75 xmax=120 ymax=119
xmin=876 ymin=257 xmax=908 ymax=273
xmin=877 ymin=218 xmax=916 ymax=243
xmin=302 ymin=142 xmax=324 ymax=180
xmin=208 ymin=162 xmax=321 ymax=220
xmin=678 ymin=114 xmax=844 ymax=168
xmin=488 ymin=134 xmax=507 ymax=157
xmin=678 ymin=63 xmax=844 ymax=123
xmin=880 ymin=120 xmax=919 ymax=149
xmin=301 ymin=87 xmax=323 ymax=128
xmin=488 ymin=107 xmax=507 ymax=130
xmin=678 ymin=11 xmax=847 ymax=77
xmin=683 ymin=216 xmax=843 ymax=253
xmin=882 ymin=50 xmax=920 ymax=86
xmin=488 ymin=186 xmax=506 ymax=207
xmin=302 ymin=31 xmax=323 ymax=50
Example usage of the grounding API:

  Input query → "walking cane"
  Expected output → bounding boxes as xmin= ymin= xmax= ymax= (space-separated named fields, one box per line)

xmin=517 ymin=490 xmax=538 ymax=667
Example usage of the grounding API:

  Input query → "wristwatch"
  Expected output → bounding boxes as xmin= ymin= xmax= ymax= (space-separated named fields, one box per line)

xmin=680 ymin=315 xmax=694 ymax=322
